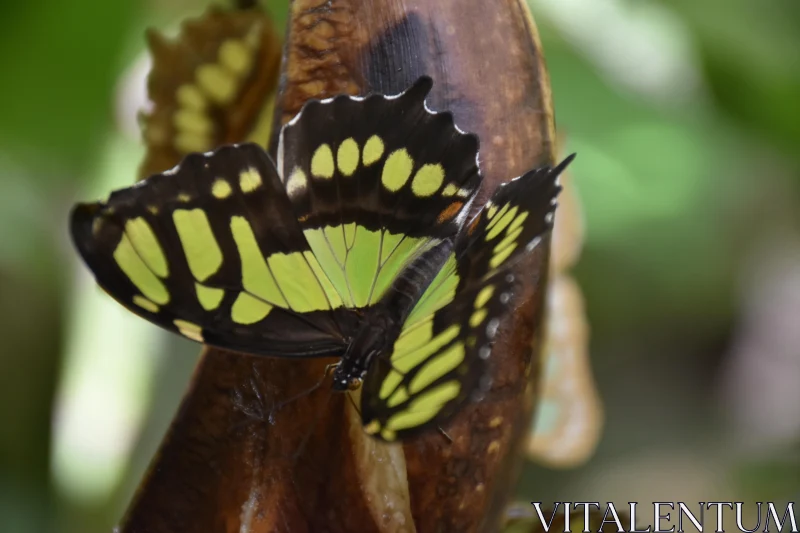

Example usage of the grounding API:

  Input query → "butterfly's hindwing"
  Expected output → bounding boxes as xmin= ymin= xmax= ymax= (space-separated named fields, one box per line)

xmin=71 ymin=143 xmax=355 ymax=357
xmin=359 ymin=155 xmax=573 ymax=441
xmin=276 ymin=77 xmax=481 ymax=309
xmin=453 ymin=155 xmax=572 ymax=286
xmin=360 ymin=271 xmax=513 ymax=441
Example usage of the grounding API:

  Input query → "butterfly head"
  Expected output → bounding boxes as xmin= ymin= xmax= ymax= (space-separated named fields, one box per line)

xmin=331 ymin=373 xmax=362 ymax=392
xmin=331 ymin=360 xmax=367 ymax=391
xmin=332 ymin=313 xmax=396 ymax=392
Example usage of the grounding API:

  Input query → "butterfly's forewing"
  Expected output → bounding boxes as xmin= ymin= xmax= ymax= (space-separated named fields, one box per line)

xmin=71 ymin=144 xmax=356 ymax=357
xmin=276 ymin=77 xmax=482 ymax=309
xmin=360 ymin=156 xmax=573 ymax=441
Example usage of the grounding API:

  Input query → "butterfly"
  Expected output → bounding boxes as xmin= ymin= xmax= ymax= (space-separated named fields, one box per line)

xmin=70 ymin=77 xmax=573 ymax=442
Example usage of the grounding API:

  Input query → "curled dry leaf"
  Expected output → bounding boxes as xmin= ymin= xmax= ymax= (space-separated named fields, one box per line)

xmin=527 ymin=275 xmax=602 ymax=468
xmin=119 ymin=1 xmax=561 ymax=532
xmin=138 ymin=6 xmax=281 ymax=179
xmin=347 ymin=388 xmax=415 ymax=532
xmin=549 ymin=169 xmax=585 ymax=275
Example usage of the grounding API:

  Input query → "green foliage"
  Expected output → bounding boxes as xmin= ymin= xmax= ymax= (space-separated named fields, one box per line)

xmin=0 ymin=0 xmax=142 ymax=176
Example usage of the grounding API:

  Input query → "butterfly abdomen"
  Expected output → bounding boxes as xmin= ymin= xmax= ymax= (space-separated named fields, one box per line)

xmin=379 ymin=238 xmax=455 ymax=325
xmin=334 ymin=238 xmax=456 ymax=391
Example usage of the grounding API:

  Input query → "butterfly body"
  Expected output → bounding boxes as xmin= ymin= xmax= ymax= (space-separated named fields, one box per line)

xmin=333 ymin=313 xmax=392 ymax=391
xmin=71 ymin=77 xmax=572 ymax=441
xmin=332 ymin=236 xmax=456 ymax=391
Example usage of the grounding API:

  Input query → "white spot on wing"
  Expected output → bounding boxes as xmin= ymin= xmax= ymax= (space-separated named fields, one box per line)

xmin=525 ymin=236 xmax=543 ymax=252
xmin=486 ymin=318 xmax=500 ymax=339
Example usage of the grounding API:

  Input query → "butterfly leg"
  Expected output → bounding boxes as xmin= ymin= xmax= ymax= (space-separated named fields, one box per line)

xmin=271 ymin=361 xmax=339 ymax=414
xmin=290 ymin=386 xmax=337 ymax=461
xmin=344 ymin=389 xmax=362 ymax=418
xmin=437 ymin=426 xmax=453 ymax=444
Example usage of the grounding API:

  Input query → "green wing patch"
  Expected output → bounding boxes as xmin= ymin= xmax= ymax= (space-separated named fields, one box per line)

xmin=360 ymin=155 xmax=573 ymax=441
xmin=277 ymin=77 xmax=481 ymax=309
xmin=71 ymin=143 xmax=357 ymax=357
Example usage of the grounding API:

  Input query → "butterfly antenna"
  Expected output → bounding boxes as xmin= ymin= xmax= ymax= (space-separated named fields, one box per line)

xmin=291 ymin=384 xmax=337 ymax=462
xmin=271 ymin=362 xmax=338 ymax=414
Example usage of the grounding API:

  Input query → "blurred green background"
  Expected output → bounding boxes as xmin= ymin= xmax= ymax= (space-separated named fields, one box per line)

xmin=0 ymin=0 xmax=798 ymax=531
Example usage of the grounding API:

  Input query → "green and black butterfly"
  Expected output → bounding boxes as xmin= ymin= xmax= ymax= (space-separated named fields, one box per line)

xmin=70 ymin=77 xmax=573 ymax=442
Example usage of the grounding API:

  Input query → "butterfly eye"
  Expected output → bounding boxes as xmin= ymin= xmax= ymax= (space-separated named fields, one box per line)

xmin=347 ymin=377 xmax=362 ymax=391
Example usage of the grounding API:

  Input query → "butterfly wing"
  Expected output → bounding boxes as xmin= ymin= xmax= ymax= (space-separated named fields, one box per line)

xmin=71 ymin=143 xmax=356 ymax=357
xmin=360 ymin=155 xmax=573 ymax=441
xmin=72 ymin=77 xmax=483 ymax=359
xmin=276 ymin=77 xmax=482 ymax=309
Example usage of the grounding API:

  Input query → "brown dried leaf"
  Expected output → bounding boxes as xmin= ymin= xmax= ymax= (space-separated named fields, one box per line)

xmin=120 ymin=1 xmax=559 ymax=531
xmin=138 ymin=6 xmax=281 ymax=179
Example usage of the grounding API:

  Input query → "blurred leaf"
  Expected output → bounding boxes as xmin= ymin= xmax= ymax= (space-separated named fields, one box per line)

xmin=543 ymin=37 xmax=752 ymax=333
xmin=664 ymin=0 xmax=800 ymax=161
xmin=0 ymin=0 xmax=142 ymax=175
xmin=735 ymin=452 xmax=800 ymax=501
xmin=0 ymin=158 xmax=54 ymax=280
